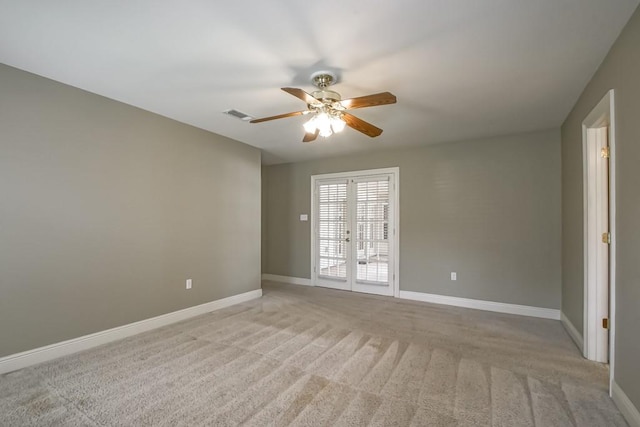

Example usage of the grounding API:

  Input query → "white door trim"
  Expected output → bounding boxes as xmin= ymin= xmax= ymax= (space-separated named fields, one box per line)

xmin=310 ymin=167 xmax=400 ymax=298
xmin=582 ymin=89 xmax=616 ymax=389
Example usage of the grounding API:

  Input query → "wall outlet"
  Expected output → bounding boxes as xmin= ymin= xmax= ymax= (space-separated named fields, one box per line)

xmin=186 ymin=279 xmax=192 ymax=289
xmin=450 ymin=272 xmax=457 ymax=281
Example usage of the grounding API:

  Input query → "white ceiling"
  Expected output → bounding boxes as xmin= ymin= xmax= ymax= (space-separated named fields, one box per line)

xmin=1 ymin=1 xmax=638 ymax=164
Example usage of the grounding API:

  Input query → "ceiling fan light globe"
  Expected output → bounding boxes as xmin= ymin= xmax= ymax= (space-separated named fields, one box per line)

xmin=315 ymin=112 xmax=331 ymax=128
xmin=315 ymin=112 xmax=333 ymax=137
xmin=303 ymin=118 xmax=317 ymax=133
xmin=331 ymin=117 xmax=346 ymax=133
xmin=319 ymin=127 xmax=333 ymax=138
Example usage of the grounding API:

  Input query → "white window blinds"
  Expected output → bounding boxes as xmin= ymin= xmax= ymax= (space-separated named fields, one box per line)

xmin=317 ymin=181 xmax=348 ymax=279
xmin=355 ymin=178 xmax=389 ymax=283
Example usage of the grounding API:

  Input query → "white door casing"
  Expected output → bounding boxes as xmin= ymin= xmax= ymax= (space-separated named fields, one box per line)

xmin=311 ymin=168 xmax=400 ymax=297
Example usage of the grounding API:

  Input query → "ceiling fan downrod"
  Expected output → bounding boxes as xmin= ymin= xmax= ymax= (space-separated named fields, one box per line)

xmin=311 ymin=72 xmax=335 ymax=89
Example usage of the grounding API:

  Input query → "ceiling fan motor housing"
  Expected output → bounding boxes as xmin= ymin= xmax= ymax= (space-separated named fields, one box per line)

xmin=311 ymin=89 xmax=341 ymax=104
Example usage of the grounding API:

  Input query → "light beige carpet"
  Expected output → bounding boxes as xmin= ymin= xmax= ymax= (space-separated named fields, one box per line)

xmin=0 ymin=281 xmax=627 ymax=426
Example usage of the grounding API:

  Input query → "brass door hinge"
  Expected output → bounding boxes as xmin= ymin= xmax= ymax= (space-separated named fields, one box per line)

xmin=603 ymin=318 xmax=609 ymax=329
xmin=602 ymin=232 xmax=611 ymax=244
xmin=601 ymin=146 xmax=610 ymax=159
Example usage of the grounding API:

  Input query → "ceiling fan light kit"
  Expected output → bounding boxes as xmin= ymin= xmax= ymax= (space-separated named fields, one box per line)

xmin=250 ymin=70 xmax=396 ymax=143
xmin=303 ymin=111 xmax=346 ymax=138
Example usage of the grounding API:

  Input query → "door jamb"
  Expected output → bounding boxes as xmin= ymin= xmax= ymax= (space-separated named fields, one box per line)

xmin=310 ymin=167 xmax=400 ymax=298
xmin=582 ymin=89 xmax=616 ymax=392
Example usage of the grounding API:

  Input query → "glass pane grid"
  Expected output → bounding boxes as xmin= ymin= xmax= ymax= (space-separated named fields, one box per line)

xmin=356 ymin=240 xmax=389 ymax=283
xmin=356 ymin=262 xmax=388 ymax=284
xmin=355 ymin=179 xmax=390 ymax=284
xmin=319 ymin=257 xmax=347 ymax=278
xmin=357 ymin=181 xmax=389 ymax=202
xmin=317 ymin=182 xmax=348 ymax=279
xmin=319 ymin=239 xmax=346 ymax=258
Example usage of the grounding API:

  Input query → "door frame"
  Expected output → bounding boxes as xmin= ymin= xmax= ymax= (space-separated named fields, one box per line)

xmin=582 ymin=89 xmax=616 ymax=385
xmin=310 ymin=167 xmax=400 ymax=297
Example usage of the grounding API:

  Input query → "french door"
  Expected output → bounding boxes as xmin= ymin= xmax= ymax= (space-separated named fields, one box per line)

xmin=311 ymin=169 xmax=398 ymax=296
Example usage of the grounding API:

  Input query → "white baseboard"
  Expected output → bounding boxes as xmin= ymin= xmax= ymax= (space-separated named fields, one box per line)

xmin=612 ymin=380 xmax=640 ymax=427
xmin=0 ymin=288 xmax=262 ymax=375
xmin=561 ymin=311 xmax=584 ymax=352
xmin=261 ymin=278 xmax=559 ymax=320
xmin=398 ymin=290 xmax=561 ymax=320
xmin=262 ymin=274 xmax=313 ymax=286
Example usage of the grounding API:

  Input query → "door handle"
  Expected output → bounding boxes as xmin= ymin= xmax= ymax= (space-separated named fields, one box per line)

xmin=345 ymin=237 xmax=350 ymax=242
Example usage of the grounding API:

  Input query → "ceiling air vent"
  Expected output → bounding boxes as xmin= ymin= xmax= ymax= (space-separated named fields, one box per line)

xmin=223 ymin=109 xmax=254 ymax=121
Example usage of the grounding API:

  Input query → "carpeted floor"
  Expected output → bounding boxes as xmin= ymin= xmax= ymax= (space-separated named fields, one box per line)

xmin=0 ymin=281 xmax=627 ymax=426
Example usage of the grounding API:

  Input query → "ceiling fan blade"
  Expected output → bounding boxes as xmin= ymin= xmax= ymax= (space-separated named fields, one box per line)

xmin=339 ymin=92 xmax=397 ymax=110
xmin=302 ymin=129 xmax=320 ymax=143
xmin=282 ymin=87 xmax=319 ymax=105
xmin=342 ymin=113 xmax=383 ymax=137
xmin=249 ymin=110 xmax=307 ymax=123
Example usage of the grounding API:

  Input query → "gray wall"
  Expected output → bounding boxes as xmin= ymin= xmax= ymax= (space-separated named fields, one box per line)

xmin=561 ymin=5 xmax=640 ymax=412
xmin=0 ymin=64 xmax=261 ymax=357
xmin=263 ymin=130 xmax=561 ymax=309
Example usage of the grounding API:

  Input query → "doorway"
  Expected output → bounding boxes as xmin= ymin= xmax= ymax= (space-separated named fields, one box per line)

xmin=311 ymin=168 xmax=399 ymax=297
xmin=582 ymin=90 xmax=616 ymax=380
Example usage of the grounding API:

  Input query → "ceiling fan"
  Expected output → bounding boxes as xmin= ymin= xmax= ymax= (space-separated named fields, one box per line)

xmin=250 ymin=71 xmax=397 ymax=143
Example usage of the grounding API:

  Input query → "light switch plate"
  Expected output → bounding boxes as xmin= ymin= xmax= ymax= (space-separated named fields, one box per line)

xmin=300 ymin=214 xmax=308 ymax=222
xmin=450 ymin=272 xmax=457 ymax=281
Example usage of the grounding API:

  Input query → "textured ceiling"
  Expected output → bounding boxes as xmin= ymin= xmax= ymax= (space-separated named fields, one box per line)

xmin=1 ymin=1 xmax=638 ymax=164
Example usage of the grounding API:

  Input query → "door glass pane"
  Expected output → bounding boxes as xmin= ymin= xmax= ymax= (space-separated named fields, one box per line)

xmin=317 ymin=182 xmax=347 ymax=279
xmin=356 ymin=180 xmax=389 ymax=284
